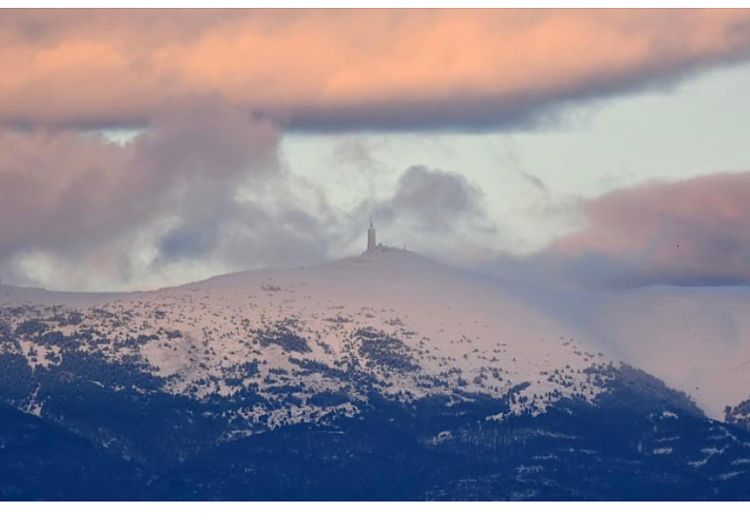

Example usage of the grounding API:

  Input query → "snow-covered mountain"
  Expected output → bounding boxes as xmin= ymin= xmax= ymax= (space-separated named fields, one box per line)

xmin=0 ymin=249 xmax=622 ymax=425
xmin=2 ymin=248 xmax=750 ymax=499
xmin=4 ymin=247 xmax=746 ymax=420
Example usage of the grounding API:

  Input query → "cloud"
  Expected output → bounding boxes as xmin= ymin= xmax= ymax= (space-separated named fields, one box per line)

xmin=518 ymin=171 xmax=549 ymax=193
xmin=1 ymin=10 xmax=750 ymax=131
xmin=332 ymin=138 xmax=387 ymax=176
xmin=530 ymin=171 xmax=750 ymax=287
xmin=4 ymin=9 xmax=750 ymax=290
xmin=0 ymin=96 xmax=276 ymax=255
xmin=345 ymin=165 xmax=499 ymax=261
xmin=0 ymin=100 xmax=500 ymax=290
xmin=375 ymin=166 xmax=490 ymax=231
xmin=0 ymin=96 xmax=342 ymax=290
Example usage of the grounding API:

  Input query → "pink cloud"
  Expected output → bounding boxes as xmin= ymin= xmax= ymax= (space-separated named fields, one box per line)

xmin=1 ymin=9 xmax=749 ymax=129
xmin=550 ymin=172 xmax=750 ymax=286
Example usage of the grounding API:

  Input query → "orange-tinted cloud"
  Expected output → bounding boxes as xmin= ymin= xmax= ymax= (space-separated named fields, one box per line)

xmin=1 ymin=9 xmax=750 ymax=130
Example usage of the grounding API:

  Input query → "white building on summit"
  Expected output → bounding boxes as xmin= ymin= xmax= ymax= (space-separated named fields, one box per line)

xmin=367 ymin=219 xmax=377 ymax=252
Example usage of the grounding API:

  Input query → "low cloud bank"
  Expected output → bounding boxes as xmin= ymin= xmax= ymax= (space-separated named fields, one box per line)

xmin=481 ymin=172 xmax=750 ymax=289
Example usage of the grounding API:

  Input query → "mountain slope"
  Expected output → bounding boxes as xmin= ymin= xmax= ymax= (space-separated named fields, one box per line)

xmin=0 ymin=249 xmax=621 ymax=427
xmin=556 ymin=285 xmax=750 ymax=419
xmin=0 ymin=402 xmax=144 ymax=500
xmin=2 ymin=249 xmax=750 ymax=499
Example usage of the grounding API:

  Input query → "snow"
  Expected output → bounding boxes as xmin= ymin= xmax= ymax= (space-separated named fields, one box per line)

xmin=2 ymin=248 xmax=749 ymax=423
xmin=568 ymin=285 xmax=750 ymax=419
xmin=716 ymin=471 xmax=744 ymax=480
xmin=689 ymin=445 xmax=730 ymax=467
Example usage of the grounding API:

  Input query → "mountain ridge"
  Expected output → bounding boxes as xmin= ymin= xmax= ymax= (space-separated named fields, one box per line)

xmin=2 ymin=247 xmax=750 ymax=419
xmin=3 ymin=248 xmax=750 ymax=498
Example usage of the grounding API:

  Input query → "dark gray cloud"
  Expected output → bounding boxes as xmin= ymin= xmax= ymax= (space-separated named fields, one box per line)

xmin=331 ymin=165 xmax=501 ymax=260
xmin=373 ymin=166 xmax=494 ymax=233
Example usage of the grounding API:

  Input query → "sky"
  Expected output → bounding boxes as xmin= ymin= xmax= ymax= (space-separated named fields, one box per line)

xmin=1 ymin=8 xmax=750 ymax=291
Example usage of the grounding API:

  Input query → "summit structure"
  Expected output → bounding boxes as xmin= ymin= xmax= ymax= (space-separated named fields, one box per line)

xmin=367 ymin=218 xmax=377 ymax=252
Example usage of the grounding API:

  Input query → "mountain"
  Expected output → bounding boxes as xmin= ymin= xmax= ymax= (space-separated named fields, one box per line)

xmin=567 ymin=285 xmax=750 ymax=420
xmin=1 ymin=248 xmax=750 ymax=499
